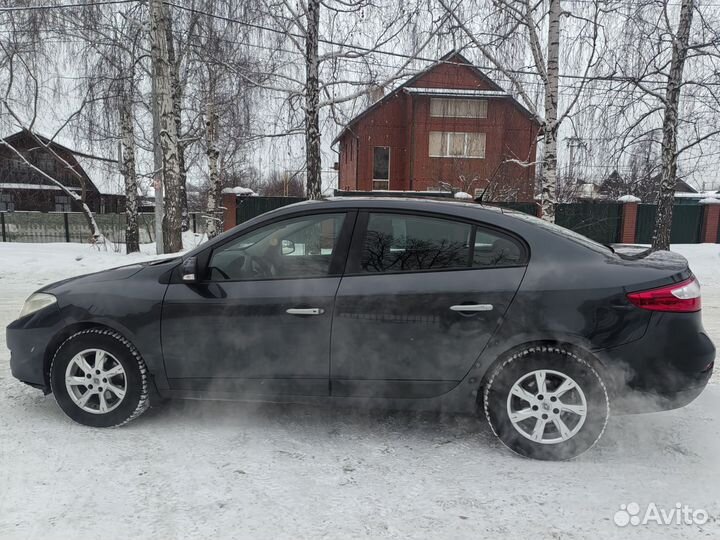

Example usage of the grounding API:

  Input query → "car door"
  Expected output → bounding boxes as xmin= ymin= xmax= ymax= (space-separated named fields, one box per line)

xmin=330 ymin=210 xmax=528 ymax=398
xmin=162 ymin=210 xmax=355 ymax=397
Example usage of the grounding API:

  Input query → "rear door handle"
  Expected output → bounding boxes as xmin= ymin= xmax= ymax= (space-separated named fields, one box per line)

xmin=450 ymin=304 xmax=494 ymax=312
xmin=286 ymin=308 xmax=325 ymax=316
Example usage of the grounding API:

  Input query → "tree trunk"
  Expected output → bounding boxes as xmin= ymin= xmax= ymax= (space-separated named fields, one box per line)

xmin=651 ymin=0 xmax=694 ymax=251
xmin=166 ymin=14 xmax=189 ymax=232
xmin=540 ymin=0 xmax=561 ymax=223
xmin=120 ymin=99 xmax=140 ymax=253
xmin=204 ymin=89 xmax=222 ymax=239
xmin=305 ymin=0 xmax=322 ymax=200
xmin=149 ymin=0 xmax=183 ymax=253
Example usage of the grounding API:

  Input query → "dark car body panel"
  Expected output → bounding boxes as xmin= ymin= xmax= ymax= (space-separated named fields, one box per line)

xmin=6 ymin=197 xmax=715 ymax=415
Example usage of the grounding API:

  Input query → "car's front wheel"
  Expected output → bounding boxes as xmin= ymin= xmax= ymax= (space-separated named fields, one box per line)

xmin=483 ymin=346 xmax=609 ymax=460
xmin=50 ymin=328 xmax=150 ymax=427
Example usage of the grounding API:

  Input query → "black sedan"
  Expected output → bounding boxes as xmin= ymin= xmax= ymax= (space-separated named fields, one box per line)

xmin=6 ymin=197 xmax=715 ymax=460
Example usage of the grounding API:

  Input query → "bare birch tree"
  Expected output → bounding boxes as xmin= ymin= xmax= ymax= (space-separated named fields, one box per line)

xmin=439 ymin=0 xmax=606 ymax=222
xmin=255 ymin=0 xmax=445 ymax=198
xmin=149 ymin=0 xmax=183 ymax=253
xmin=0 ymin=40 xmax=105 ymax=242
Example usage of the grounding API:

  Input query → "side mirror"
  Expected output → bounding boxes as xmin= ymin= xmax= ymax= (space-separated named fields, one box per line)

xmin=181 ymin=256 xmax=199 ymax=283
xmin=281 ymin=239 xmax=295 ymax=256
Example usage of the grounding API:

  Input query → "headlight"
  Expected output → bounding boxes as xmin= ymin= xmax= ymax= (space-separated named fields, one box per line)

xmin=19 ymin=293 xmax=57 ymax=318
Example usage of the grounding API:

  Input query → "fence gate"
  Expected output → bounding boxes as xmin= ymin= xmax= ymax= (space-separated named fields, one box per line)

xmin=235 ymin=197 xmax=306 ymax=226
xmin=555 ymin=202 xmax=622 ymax=244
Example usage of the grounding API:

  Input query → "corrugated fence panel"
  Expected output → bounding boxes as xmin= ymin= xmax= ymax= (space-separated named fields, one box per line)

xmin=3 ymin=212 xmax=66 ymax=242
xmin=0 ymin=212 xmax=206 ymax=244
xmin=555 ymin=202 xmax=622 ymax=244
xmin=637 ymin=204 xmax=703 ymax=244
xmin=236 ymin=197 xmax=306 ymax=225
xmin=671 ymin=205 xmax=703 ymax=243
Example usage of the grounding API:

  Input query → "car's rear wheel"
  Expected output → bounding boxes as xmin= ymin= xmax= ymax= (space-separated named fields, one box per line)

xmin=50 ymin=328 xmax=150 ymax=427
xmin=483 ymin=346 xmax=609 ymax=460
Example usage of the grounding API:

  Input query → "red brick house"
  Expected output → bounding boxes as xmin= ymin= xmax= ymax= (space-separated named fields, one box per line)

xmin=333 ymin=52 xmax=540 ymax=201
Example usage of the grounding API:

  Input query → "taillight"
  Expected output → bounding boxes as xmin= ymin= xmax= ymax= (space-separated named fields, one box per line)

xmin=627 ymin=277 xmax=701 ymax=312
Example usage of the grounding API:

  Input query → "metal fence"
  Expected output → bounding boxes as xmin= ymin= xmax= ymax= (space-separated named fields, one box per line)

xmin=636 ymin=204 xmax=704 ymax=244
xmin=236 ymin=196 xmax=306 ymax=225
xmin=0 ymin=211 xmax=206 ymax=244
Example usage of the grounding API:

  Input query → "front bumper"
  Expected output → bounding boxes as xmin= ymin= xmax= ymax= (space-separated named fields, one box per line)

xmin=6 ymin=305 xmax=65 ymax=391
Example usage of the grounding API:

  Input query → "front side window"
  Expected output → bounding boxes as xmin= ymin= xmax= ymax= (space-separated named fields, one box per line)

xmin=360 ymin=213 xmax=471 ymax=273
xmin=208 ymin=213 xmax=346 ymax=281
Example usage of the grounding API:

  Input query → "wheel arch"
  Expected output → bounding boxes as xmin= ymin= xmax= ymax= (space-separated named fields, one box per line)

xmin=476 ymin=339 xmax=611 ymax=399
xmin=43 ymin=322 xmax=156 ymax=394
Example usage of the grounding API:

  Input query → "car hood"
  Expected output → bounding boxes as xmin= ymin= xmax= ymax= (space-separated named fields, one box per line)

xmin=39 ymin=257 xmax=181 ymax=293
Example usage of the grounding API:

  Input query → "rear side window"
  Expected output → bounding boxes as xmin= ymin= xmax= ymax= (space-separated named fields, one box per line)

xmin=360 ymin=213 xmax=470 ymax=272
xmin=473 ymin=228 xmax=524 ymax=267
xmin=359 ymin=212 xmax=526 ymax=274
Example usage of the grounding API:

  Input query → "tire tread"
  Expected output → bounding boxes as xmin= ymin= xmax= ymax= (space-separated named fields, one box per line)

xmin=50 ymin=328 xmax=150 ymax=427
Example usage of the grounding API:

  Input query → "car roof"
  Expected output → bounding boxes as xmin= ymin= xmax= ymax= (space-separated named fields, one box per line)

xmin=288 ymin=196 xmax=507 ymax=215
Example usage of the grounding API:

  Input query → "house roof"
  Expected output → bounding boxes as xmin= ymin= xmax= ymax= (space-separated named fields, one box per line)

xmin=331 ymin=51 xmax=540 ymax=146
xmin=0 ymin=129 xmax=115 ymax=194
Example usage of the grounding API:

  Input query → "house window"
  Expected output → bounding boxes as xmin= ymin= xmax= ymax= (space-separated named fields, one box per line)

xmin=0 ymin=193 xmax=14 ymax=212
xmin=373 ymin=146 xmax=390 ymax=190
xmin=37 ymin=153 xmax=55 ymax=174
xmin=55 ymin=195 xmax=72 ymax=212
xmin=429 ymin=132 xmax=486 ymax=158
xmin=430 ymin=98 xmax=487 ymax=118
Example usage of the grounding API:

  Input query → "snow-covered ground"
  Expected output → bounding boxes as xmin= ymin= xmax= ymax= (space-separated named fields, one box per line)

xmin=1 ymin=241 xmax=719 ymax=539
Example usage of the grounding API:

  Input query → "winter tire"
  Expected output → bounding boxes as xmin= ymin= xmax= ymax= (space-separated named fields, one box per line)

xmin=50 ymin=328 xmax=150 ymax=428
xmin=483 ymin=346 xmax=609 ymax=460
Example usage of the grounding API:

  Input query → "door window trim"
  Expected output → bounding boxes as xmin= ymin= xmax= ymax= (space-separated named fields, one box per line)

xmin=192 ymin=209 xmax=358 ymax=283
xmin=344 ymin=209 xmax=529 ymax=277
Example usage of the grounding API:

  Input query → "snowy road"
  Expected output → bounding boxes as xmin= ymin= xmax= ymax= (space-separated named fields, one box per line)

xmin=1 ymin=242 xmax=719 ymax=539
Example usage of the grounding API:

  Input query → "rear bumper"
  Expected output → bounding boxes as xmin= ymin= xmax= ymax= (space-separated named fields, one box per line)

xmin=612 ymin=361 xmax=713 ymax=414
xmin=602 ymin=311 xmax=715 ymax=414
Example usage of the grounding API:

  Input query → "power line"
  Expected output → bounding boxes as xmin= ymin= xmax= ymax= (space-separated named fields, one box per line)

xmin=0 ymin=0 xmax=137 ymax=12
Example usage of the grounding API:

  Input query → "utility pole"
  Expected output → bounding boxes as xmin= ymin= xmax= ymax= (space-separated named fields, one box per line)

xmin=565 ymin=136 xmax=586 ymax=182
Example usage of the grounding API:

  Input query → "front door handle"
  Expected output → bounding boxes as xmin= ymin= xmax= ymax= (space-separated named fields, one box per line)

xmin=450 ymin=304 xmax=494 ymax=313
xmin=286 ymin=308 xmax=325 ymax=316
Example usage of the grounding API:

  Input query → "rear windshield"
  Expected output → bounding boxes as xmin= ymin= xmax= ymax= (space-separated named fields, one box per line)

xmin=505 ymin=210 xmax=613 ymax=255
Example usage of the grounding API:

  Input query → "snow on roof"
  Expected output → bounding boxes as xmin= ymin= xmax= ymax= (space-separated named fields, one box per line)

xmin=404 ymin=88 xmax=509 ymax=97
xmin=699 ymin=197 xmax=720 ymax=204
xmin=618 ymin=195 xmax=641 ymax=203
xmin=674 ymin=191 xmax=719 ymax=199
xmin=0 ymin=183 xmax=81 ymax=191
xmin=221 ymin=186 xmax=257 ymax=196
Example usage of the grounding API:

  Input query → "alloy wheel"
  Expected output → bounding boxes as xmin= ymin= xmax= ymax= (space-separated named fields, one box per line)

xmin=64 ymin=348 xmax=127 ymax=414
xmin=506 ymin=369 xmax=588 ymax=444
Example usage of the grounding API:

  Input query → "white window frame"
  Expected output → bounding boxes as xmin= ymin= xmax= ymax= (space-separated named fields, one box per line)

xmin=430 ymin=98 xmax=488 ymax=119
xmin=429 ymin=132 xmax=486 ymax=159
